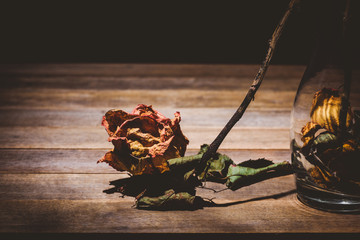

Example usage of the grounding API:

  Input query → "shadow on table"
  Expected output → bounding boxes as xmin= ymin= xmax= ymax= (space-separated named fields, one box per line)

xmin=207 ymin=189 xmax=296 ymax=207
xmin=103 ymin=173 xmax=296 ymax=210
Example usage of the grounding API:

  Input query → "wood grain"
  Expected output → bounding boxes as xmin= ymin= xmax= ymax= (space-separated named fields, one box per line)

xmin=1 ymin=64 xmax=358 ymax=236
xmin=0 ymin=75 xmax=302 ymax=91
xmin=0 ymin=126 xmax=290 ymax=149
xmin=1 ymin=197 xmax=359 ymax=233
xmin=0 ymin=64 xmax=302 ymax=111
xmin=0 ymin=149 xmax=291 ymax=174
xmin=0 ymin=88 xmax=296 ymax=110
xmin=0 ymin=108 xmax=291 ymax=128
xmin=0 ymin=63 xmax=306 ymax=79
xmin=1 ymin=172 xmax=358 ymax=234
xmin=0 ymin=174 xmax=295 ymax=200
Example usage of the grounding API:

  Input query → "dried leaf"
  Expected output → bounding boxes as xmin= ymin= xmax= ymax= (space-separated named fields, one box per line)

xmin=199 ymin=154 xmax=233 ymax=182
xmin=309 ymin=166 xmax=338 ymax=189
xmin=319 ymin=139 xmax=360 ymax=182
xmin=166 ymin=144 xmax=234 ymax=183
xmin=196 ymin=144 xmax=234 ymax=182
xmin=238 ymin=158 xmax=274 ymax=168
xmin=226 ymin=160 xmax=293 ymax=190
xmin=312 ymin=132 xmax=338 ymax=153
xmin=313 ymin=132 xmax=337 ymax=146
xmin=136 ymin=189 xmax=205 ymax=210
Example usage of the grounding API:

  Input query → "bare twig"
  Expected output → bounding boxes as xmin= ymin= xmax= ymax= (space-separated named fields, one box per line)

xmin=194 ymin=0 xmax=301 ymax=176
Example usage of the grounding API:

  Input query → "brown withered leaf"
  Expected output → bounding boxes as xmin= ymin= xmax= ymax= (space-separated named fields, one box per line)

xmin=301 ymin=122 xmax=322 ymax=147
xmin=320 ymin=139 xmax=360 ymax=182
xmin=309 ymin=166 xmax=338 ymax=189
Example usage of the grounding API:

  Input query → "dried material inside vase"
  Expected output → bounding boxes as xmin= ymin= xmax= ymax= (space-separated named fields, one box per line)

xmin=293 ymin=88 xmax=360 ymax=196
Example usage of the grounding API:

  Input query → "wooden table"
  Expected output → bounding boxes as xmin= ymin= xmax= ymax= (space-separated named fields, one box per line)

xmin=0 ymin=64 xmax=359 ymax=239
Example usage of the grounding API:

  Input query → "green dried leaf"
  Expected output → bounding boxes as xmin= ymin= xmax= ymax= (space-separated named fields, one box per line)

xmin=312 ymin=132 xmax=338 ymax=153
xmin=198 ymin=144 xmax=210 ymax=155
xmin=226 ymin=160 xmax=292 ymax=190
xmin=198 ymin=151 xmax=234 ymax=182
xmin=238 ymin=158 xmax=274 ymax=168
xmin=167 ymin=144 xmax=234 ymax=183
xmin=136 ymin=189 xmax=204 ymax=210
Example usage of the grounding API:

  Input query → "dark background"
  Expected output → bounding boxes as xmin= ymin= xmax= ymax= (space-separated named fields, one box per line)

xmin=0 ymin=0 xmax=354 ymax=64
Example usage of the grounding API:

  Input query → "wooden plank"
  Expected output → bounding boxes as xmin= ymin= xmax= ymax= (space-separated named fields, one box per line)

xmin=1 ymin=197 xmax=359 ymax=233
xmin=0 ymin=174 xmax=295 ymax=201
xmin=1 ymin=63 xmax=359 ymax=236
xmin=0 ymin=149 xmax=291 ymax=174
xmin=0 ymin=109 xmax=291 ymax=128
xmin=0 ymin=75 xmax=301 ymax=91
xmin=3 ymin=173 xmax=357 ymax=234
xmin=0 ymin=63 xmax=306 ymax=79
xmin=0 ymin=88 xmax=296 ymax=110
xmin=0 ymin=126 xmax=290 ymax=149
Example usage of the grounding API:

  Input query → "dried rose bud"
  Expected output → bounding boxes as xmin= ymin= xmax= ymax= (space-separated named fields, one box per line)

xmin=98 ymin=104 xmax=189 ymax=175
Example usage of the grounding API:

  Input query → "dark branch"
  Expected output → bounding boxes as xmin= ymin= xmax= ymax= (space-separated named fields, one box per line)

xmin=194 ymin=0 xmax=301 ymax=176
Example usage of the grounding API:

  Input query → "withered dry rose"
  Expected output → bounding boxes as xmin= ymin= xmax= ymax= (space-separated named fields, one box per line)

xmin=98 ymin=104 xmax=189 ymax=175
xmin=301 ymin=88 xmax=353 ymax=147
xmin=300 ymin=88 xmax=360 ymax=189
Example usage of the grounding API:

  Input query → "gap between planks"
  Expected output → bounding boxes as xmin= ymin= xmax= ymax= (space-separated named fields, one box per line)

xmin=0 ymin=89 xmax=296 ymax=110
xmin=0 ymin=174 xmax=295 ymax=201
xmin=0 ymin=148 xmax=291 ymax=174
xmin=0 ymin=126 xmax=291 ymax=149
xmin=0 ymin=108 xmax=292 ymax=128
xmin=0 ymin=64 xmax=306 ymax=78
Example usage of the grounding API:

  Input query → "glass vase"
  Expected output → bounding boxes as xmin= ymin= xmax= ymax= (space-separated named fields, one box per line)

xmin=290 ymin=0 xmax=360 ymax=212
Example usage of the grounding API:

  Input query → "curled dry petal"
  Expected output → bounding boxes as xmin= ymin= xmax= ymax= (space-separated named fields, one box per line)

xmin=301 ymin=122 xmax=322 ymax=146
xmin=301 ymin=88 xmax=354 ymax=147
xmin=310 ymin=88 xmax=353 ymax=133
xmin=98 ymin=104 xmax=189 ymax=175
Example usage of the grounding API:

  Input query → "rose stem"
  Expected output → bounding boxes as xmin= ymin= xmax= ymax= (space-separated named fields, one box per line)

xmin=194 ymin=0 xmax=301 ymax=176
xmin=339 ymin=0 xmax=352 ymax=139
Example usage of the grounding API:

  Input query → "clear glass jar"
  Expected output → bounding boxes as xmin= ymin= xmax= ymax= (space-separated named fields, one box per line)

xmin=290 ymin=0 xmax=360 ymax=212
